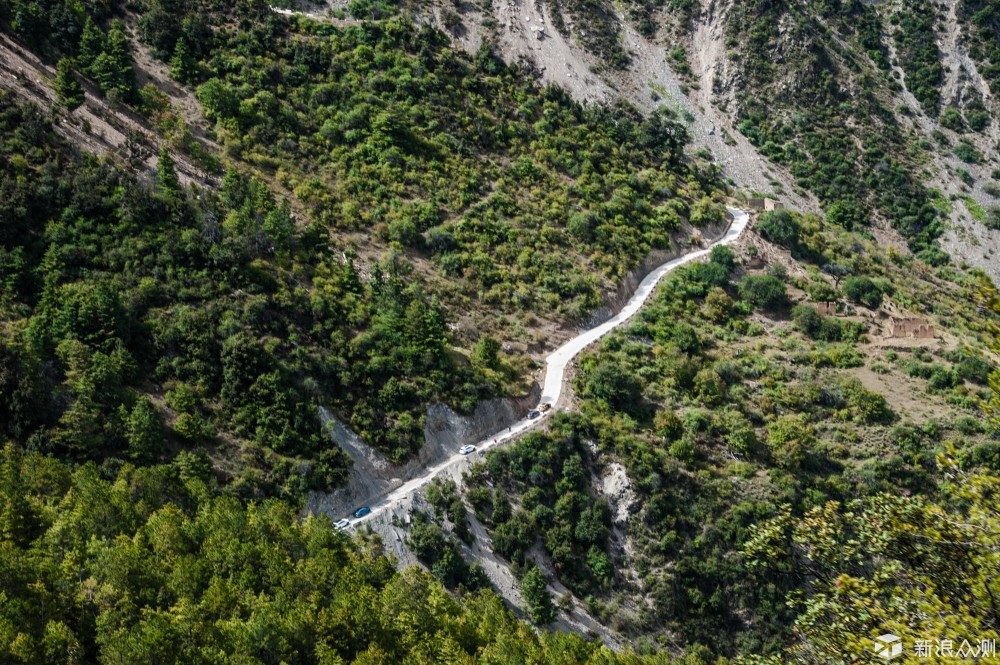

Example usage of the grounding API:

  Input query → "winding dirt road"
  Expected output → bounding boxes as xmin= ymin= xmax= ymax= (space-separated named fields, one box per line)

xmin=349 ymin=206 xmax=750 ymax=528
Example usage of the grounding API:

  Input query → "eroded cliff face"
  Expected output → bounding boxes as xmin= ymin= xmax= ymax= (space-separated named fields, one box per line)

xmin=428 ymin=0 xmax=817 ymax=211
xmin=308 ymin=386 xmax=540 ymax=517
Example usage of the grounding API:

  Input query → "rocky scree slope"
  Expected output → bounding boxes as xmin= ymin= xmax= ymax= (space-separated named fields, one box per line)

xmin=395 ymin=0 xmax=1000 ymax=281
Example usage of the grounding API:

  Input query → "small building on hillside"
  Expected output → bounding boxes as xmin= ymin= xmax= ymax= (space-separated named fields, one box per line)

xmin=887 ymin=317 xmax=934 ymax=339
xmin=815 ymin=301 xmax=839 ymax=316
xmin=749 ymin=197 xmax=785 ymax=212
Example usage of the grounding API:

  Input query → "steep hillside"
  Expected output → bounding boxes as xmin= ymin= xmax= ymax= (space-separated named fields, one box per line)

xmin=2 ymin=0 xmax=1000 ymax=662
xmin=0 ymin=0 xmax=735 ymax=481
xmin=402 ymin=0 xmax=1000 ymax=281
xmin=435 ymin=208 xmax=1000 ymax=657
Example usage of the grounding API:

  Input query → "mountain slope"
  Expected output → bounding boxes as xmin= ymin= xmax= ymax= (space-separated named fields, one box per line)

xmin=2 ymin=0 xmax=1000 ymax=662
xmin=408 ymin=0 xmax=1000 ymax=280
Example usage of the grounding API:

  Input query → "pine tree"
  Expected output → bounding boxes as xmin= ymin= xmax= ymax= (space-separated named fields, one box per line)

xmin=262 ymin=198 xmax=294 ymax=252
xmin=472 ymin=335 xmax=501 ymax=369
xmin=344 ymin=253 xmax=363 ymax=295
xmin=422 ymin=296 xmax=447 ymax=356
xmin=169 ymin=36 xmax=197 ymax=84
xmin=124 ymin=397 xmax=164 ymax=462
xmin=77 ymin=16 xmax=104 ymax=70
xmin=54 ymin=57 xmax=84 ymax=110
xmin=521 ymin=565 xmax=556 ymax=625
xmin=156 ymin=146 xmax=180 ymax=197
xmin=90 ymin=20 xmax=134 ymax=101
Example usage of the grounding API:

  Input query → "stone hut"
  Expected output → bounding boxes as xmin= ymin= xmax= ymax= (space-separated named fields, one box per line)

xmin=887 ymin=317 xmax=934 ymax=339
xmin=815 ymin=301 xmax=838 ymax=316
xmin=748 ymin=197 xmax=785 ymax=211
xmin=744 ymin=248 xmax=766 ymax=269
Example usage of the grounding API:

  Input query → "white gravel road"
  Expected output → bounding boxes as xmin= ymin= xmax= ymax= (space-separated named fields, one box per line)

xmin=347 ymin=207 xmax=750 ymax=529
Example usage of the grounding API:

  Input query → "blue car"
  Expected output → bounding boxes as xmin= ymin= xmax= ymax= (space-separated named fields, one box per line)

xmin=353 ymin=506 xmax=371 ymax=519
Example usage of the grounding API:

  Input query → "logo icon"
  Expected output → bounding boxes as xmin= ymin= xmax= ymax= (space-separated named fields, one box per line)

xmin=874 ymin=634 xmax=903 ymax=660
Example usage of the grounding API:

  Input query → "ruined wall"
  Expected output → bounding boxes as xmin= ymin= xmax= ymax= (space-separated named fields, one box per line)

xmin=887 ymin=317 xmax=934 ymax=338
xmin=815 ymin=301 xmax=838 ymax=316
xmin=749 ymin=197 xmax=783 ymax=211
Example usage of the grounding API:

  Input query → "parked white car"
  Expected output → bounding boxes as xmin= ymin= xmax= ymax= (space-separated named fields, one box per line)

xmin=334 ymin=518 xmax=350 ymax=530
xmin=459 ymin=445 xmax=476 ymax=455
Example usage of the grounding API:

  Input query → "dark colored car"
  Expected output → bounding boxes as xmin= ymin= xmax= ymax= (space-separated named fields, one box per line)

xmin=353 ymin=506 xmax=371 ymax=518
xmin=527 ymin=410 xmax=540 ymax=419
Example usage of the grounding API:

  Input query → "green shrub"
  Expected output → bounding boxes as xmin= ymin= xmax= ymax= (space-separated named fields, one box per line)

xmin=824 ymin=200 xmax=865 ymax=230
xmin=718 ymin=409 xmax=756 ymax=455
xmin=738 ymin=275 xmax=787 ymax=311
xmin=757 ymin=210 xmax=800 ymax=247
xmin=986 ymin=208 xmax=1000 ymax=231
xmin=967 ymin=108 xmax=990 ymax=131
xmin=954 ymin=415 xmax=983 ymax=435
xmin=940 ymin=106 xmax=964 ymax=131
xmin=842 ymin=276 xmax=885 ymax=309
xmin=791 ymin=304 xmax=822 ymax=337
xmin=954 ymin=140 xmax=983 ymax=164
xmin=842 ymin=378 xmax=893 ymax=423
xmin=766 ymin=414 xmax=815 ymax=469
xmin=806 ymin=281 xmax=840 ymax=302
xmin=582 ymin=360 xmax=643 ymax=412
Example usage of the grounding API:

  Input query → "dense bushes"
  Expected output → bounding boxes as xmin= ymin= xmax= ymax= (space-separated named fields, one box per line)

xmin=0 ymin=91 xmax=489 ymax=487
xmin=893 ymin=1 xmax=944 ymax=114
xmin=469 ymin=416 xmax=616 ymax=597
xmin=582 ymin=359 xmax=644 ymax=413
xmin=757 ymin=209 xmax=800 ymax=248
xmin=550 ymin=0 xmax=631 ymax=68
xmin=728 ymin=0 xmax=945 ymax=258
xmin=406 ymin=511 xmax=485 ymax=589
xmin=738 ymin=274 xmax=787 ymax=311
xmin=960 ymin=0 xmax=1000 ymax=94
xmin=744 ymin=462 xmax=1000 ymax=663
xmin=0 ymin=444 xmax=663 ymax=664
xmin=842 ymin=275 xmax=885 ymax=309
xmin=150 ymin=9 xmax=723 ymax=319
xmin=520 ymin=208 xmax=996 ymax=656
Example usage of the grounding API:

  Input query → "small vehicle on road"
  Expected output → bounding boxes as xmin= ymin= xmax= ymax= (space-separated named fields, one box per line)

xmin=353 ymin=506 xmax=371 ymax=519
xmin=527 ymin=410 xmax=540 ymax=419
xmin=334 ymin=518 xmax=350 ymax=530
xmin=538 ymin=402 xmax=552 ymax=413
xmin=459 ymin=445 xmax=476 ymax=455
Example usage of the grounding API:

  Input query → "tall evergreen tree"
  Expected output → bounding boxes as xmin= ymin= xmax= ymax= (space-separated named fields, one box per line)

xmin=77 ymin=16 xmax=104 ymax=70
xmin=156 ymin=146 xmax=180 ymax=197
xmin=89 ymin=20 xmax=134 ymax=101
xmin=124 ymin=397 xmax=164 ymax=462
xmin=54 ymin=57 xmax=84 ymax=111
xmin=521 ymin=565 xmax=556 ymax=625
xmin=169 ymin=36 xmax=197 ymax=84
